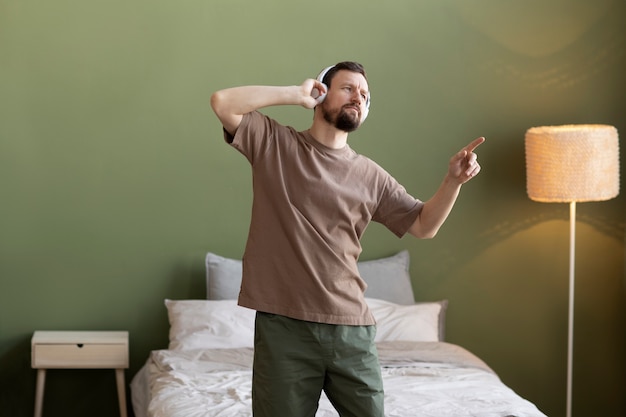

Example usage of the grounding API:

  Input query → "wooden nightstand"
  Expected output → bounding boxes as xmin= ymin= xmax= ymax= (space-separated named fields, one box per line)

xmin=31 ymin=331 xmax=129 ymax=417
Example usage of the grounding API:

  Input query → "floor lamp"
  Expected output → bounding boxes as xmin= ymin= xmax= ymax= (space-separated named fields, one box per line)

xmin=525 ymin=124 xmax=620 ymax=417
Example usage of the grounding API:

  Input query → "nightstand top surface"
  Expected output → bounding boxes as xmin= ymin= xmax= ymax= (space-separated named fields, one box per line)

xmin=32 ymin=331 xmax=128 ymax=345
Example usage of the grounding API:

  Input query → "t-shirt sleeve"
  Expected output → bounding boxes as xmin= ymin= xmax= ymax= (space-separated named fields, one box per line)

xmin=372 ymin=174 xmax=424 ymax=238
xmin=223 ymin=111 xmax=274 ymax=165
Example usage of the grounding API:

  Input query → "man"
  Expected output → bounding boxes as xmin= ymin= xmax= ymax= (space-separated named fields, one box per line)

xmin=210 ymin=61 xmax=484 ymax=417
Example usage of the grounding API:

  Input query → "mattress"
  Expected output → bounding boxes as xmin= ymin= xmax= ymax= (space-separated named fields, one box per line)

xmin=131 ymin=341 xmax=547 ymax=417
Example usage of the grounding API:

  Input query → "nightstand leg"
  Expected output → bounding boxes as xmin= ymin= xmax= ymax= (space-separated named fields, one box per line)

xmin=34 ymin=369 xmax=46 ymax=417
xmin=115 ymin=368 xmax=127 ymax=417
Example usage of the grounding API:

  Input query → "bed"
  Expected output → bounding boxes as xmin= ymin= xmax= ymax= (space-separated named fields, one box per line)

xmin=130 ymin=251 xmax=547 ymax=417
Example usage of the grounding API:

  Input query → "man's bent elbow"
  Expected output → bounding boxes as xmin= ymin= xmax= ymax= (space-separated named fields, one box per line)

xmin=413 ymin=231 xmax=438 ymax=240
xmin=210 ymin=91 xmax=225 ymax=115
xmin=408 ymin=224 xmax=439 ymax=239
xmin=210 ymin=91 xmax=240 ymax=136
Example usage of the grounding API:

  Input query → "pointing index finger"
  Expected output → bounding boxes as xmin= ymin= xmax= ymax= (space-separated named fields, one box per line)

xmin=465 ymin=137 xmax=485 ymax=153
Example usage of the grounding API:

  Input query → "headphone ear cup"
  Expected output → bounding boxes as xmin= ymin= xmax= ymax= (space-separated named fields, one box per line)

xmin=361 ymin=104 xmax=369 ymax=123
xmin=313 ymin=65 xmax=334 ymax=105
xmin=360 ymin=92 xmax=370 ymax=123
xmin=311 ymin=83 xmax=328 ymax=104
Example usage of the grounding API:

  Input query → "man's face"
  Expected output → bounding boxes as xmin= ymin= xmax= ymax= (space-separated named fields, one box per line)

xmin=320 ymin=70 xmax=369 ymax=133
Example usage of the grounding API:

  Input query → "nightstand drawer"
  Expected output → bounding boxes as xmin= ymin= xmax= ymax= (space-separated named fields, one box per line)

xmin=33 ymin=343 xmax=128 ymax=368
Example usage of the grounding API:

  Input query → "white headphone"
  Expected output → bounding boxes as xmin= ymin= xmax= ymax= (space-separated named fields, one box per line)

xmin=312 ymin=65 xmax=371 ymax=122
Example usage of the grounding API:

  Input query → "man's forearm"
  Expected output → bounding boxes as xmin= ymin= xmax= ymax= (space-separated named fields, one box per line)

xmin=408 ymin=175 xmax=462 ymax=239
xmin=210 ymin=85 xmax=303 ymax=135
xmin=212 ymin=85 xmax=303 ymax=116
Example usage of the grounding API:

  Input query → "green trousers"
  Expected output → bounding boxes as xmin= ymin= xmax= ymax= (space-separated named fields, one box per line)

xmin=252 ymin=312 xmax=384 ymax=417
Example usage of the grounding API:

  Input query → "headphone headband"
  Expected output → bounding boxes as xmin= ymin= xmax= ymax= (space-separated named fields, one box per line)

xmin=316 ymin=65 xmax=335 ymax=86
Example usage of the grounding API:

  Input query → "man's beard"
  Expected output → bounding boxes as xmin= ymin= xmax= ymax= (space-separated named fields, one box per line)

xmin=322 ymin=104 xmax=361 ymax=133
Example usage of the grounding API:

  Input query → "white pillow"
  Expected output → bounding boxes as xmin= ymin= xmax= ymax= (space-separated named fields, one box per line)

xmin=367 ymin=298 xmax=447 ymax=342
xmin=164 ymin=297 xmax=446 ymax=351
xmin=358 ymin=251 xmax=415 ymax=305
xmin=205 ymin=253 xmax=242 ymax=300
xmin=165 ymin=299 xmax=256 ymax=350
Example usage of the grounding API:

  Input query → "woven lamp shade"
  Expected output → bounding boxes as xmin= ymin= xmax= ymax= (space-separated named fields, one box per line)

xmin=525 ymin=124 xmax=620 ymax=202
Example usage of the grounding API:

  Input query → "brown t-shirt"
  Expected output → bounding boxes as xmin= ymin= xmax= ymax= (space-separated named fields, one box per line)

xmin=226 ymin=111 xmax=423 ymax=325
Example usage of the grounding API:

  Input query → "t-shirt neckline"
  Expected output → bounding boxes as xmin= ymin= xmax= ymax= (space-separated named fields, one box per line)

xmin=302 ymin=130 xmax=352 ymax=157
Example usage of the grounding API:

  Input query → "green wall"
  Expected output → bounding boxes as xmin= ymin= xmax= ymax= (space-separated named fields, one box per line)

xmin=1 ymin=1 xmax=624 ymax=416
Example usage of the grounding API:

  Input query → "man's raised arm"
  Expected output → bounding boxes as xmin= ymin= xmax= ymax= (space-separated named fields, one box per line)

xmin=210 ymin=80 xmax=324 ymax=135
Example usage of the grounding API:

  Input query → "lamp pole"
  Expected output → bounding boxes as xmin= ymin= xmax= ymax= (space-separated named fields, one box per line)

xmin=566 ymin=201 xmax=576 ymax=417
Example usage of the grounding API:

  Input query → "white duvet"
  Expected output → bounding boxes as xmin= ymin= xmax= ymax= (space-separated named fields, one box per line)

xmin=132 ymin=341 xmax=547 ymax=417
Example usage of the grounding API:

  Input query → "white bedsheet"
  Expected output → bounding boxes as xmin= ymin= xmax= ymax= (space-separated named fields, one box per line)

xmin=131 ymin=341 xmax=547 ymax=417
